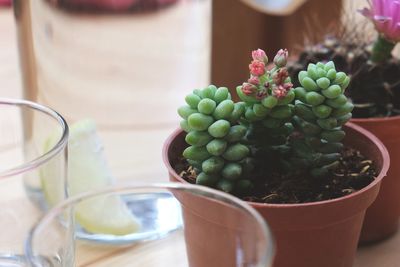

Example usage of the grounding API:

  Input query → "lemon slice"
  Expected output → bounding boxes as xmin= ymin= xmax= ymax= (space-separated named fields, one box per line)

xmin=41 ymin=119 xmax=140 ymax=235
xmin=75 ymin=195 xmax=139 ymax=236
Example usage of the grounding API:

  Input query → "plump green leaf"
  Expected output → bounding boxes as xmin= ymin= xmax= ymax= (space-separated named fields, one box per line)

xmin=188 ymin=113 xmax=214 ymax=131
xmin=206 ymin=139 xmax=228 ymax=156
xmin=208 ymin=120 xmax=231 ymax=138
xmin=222 ymin=144 xmax=250 ymax=161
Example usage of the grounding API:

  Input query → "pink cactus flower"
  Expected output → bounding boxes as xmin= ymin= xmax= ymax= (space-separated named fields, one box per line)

xmin=241 ymin=83 xmax=257 ymax=96
xmin=249 ymin=60 xmax=266 ymax=76
xmin=273 ymin=48 xmax=289 ymax=67
xmin=252 ymin=49 xmax=268 ymax=63
xmin=248 ymin=76 xmax=260 ymax=85
xmin=360 ymin=0 xmax=400 ymax=42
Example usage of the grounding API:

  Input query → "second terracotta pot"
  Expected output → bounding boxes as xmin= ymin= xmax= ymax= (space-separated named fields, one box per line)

xmin=163 ymin=123 xmax=389 ymax=267
xmin=352 ymin=115 xmax=400 ymax=243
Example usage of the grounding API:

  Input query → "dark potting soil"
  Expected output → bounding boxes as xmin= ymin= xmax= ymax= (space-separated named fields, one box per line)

xmin=175 ymin=147 xmax=376 ymax=204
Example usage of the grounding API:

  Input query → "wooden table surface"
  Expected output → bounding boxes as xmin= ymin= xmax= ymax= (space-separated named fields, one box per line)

xmin=1 ymin=5 xmax=400 ymax=267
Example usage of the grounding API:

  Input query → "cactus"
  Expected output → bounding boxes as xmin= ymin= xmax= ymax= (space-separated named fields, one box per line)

xmin=291 ymin=61 xmax=353 ymax=176
xmin=178 ymin=85 xmax=254 ymax=193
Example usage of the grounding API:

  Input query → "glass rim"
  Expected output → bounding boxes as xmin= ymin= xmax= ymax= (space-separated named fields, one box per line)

xmin=25 ymin=182 xmax=275 ymax=267
xmin=0 ymin=98 xmax=69 ymax=178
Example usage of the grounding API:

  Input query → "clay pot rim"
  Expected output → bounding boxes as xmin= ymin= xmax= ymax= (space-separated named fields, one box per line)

xmin=163 ymin=122 xmax=389 ymax=210
xmin=351 ymin=114 xmax=400 ymax=123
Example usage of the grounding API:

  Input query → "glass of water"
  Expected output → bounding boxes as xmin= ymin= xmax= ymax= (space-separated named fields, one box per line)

xmin=0 ymin=98 xmax=68 ymax=266
xmin=25 ymin=183 xmax=274 ymax=267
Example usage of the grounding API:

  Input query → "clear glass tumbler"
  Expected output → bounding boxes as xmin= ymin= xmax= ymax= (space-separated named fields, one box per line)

xmin=0 ymin=98 xmax=68 ymax=266
xmin=25 ymin=183 xmax=274 ymax=267
xmin=14 ymin=0 xmax=211 ymax=180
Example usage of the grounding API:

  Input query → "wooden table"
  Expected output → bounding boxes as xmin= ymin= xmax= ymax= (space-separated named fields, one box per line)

xmin=1 ymin=6 xmax=399 ymax=267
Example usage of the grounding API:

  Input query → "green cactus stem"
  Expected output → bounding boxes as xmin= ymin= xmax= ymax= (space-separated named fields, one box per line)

xmin=292 ymin=61 xmax=353 ymax=177
xmin=178 ymin=85 xmax=254 ymax=193
xmin=370 ymin=35 xmax=396 ymax=64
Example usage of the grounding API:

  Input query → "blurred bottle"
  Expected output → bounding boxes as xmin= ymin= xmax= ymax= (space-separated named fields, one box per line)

xmin=0 ymin=0 xmax=11 ymax=7
xmin=14 ymin=0 xmax=211 ymax=180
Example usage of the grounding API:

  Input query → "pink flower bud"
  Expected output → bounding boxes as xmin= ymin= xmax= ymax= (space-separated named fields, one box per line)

xmin=273 ymin=68 xmax=290 ymax=85
xmin=242 ymin=83 xmax=257 ymax=96
xmin=252 ymin=49 xmax=268 ymax=63
xmin=249 ymin=60 xmax=266 ymax=76
xmin=248 ymin=76 xmax=260 ymax=85
xmin=256 ymin=90 xmax=268 ymax=100
xmin=273 ymin=49 xmax=289 ymax=67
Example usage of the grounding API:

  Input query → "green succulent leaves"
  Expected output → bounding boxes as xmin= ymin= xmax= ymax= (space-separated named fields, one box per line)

xmin=294 ymin=61 xmax=353 ymax=176
xmin=179 ymin=86 xmax=253 ymax=193
xmin=179 ymin=53 xmax=353 ymax=195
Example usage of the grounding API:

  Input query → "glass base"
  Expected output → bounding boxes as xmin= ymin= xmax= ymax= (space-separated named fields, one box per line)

xmin=26 ymin=187 xmax=183 ymax=246
xmin=75 ymin=192 xmax=183 ymax=245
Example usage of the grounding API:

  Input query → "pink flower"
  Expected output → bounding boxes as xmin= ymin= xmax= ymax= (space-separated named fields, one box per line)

xmin=241 ymin=83 xmax=257 ymax=96
xmin=360 ymin=0 xmax=400 ymax=42
xmin=284 ymin=82 xmax=293 ymax=91
xmin=248 ymin=76 xmax=260 ymax=85
xmin=249 ymin=60 xmax=266 ymax=76
xmin=272 ymin=83 xmax=293 ymax=99
xmin=252 ymin=49 xmax=268 ymax=63
xmin=273 ymin=86 xmax=288 ymax=99
xmin=273 ymin=49 xmax=289 ymax=67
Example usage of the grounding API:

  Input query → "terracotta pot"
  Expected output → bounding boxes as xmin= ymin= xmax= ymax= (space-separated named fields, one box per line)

xmin=163 ymin=122 xmax=389 ymax=267
xmin=172 ymin=189 xmax=274 ymax=267
xmin=351 ymin=115 xmax=400 ymax=243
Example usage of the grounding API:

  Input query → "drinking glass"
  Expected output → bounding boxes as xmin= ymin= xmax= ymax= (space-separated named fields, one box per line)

xmin=14 ymin=0 xmax=211 ymax=180
xmin=25 ymin=183 xmax=274 ymax=267
xmin=0 ymin=98 xmax=68 ymax=266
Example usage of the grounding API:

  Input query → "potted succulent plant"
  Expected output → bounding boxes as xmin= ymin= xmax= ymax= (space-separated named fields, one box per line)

xmin=163 ymin=49 xmax=389 ymax=267
xmin=287 ymin=0 xmax=400 ymax=243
